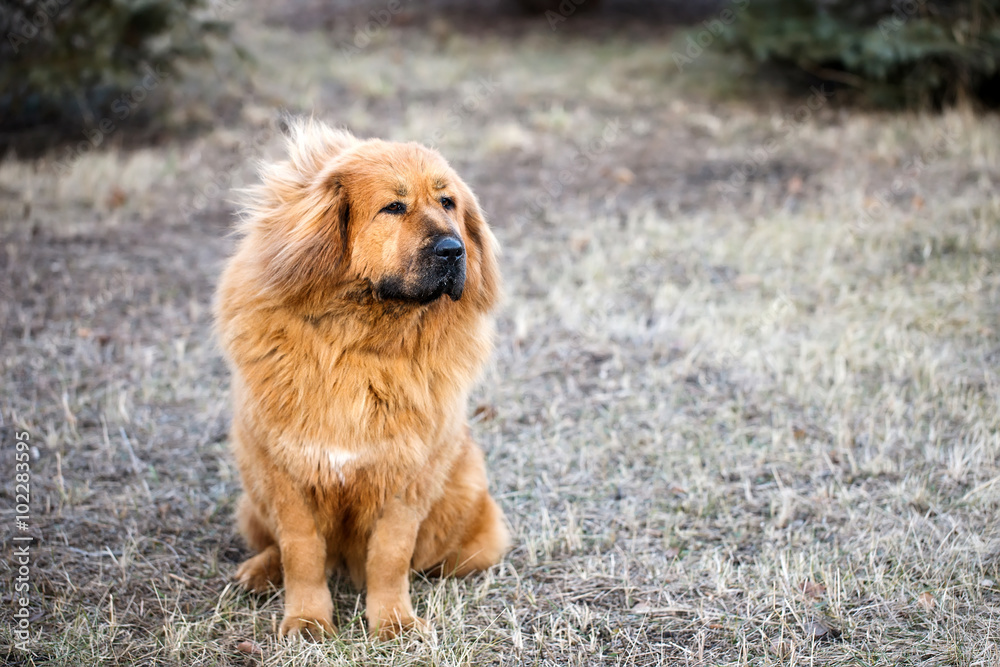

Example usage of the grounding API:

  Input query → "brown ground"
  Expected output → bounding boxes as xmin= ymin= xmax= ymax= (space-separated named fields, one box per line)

xmin=2 ymin=1 xmax=999 ymax=665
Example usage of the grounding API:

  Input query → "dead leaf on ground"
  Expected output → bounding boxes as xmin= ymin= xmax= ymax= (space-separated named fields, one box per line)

xmin=800 ymin=580 xmax=826 ymax=599
xmin=770 ymin=639 xmax=794 ymax=657
xmin=569 ymin=233 xmax=591 ymax=253
xmin=917 ymin=592 xmax=936 ymax=610
xmin=803 ymin=618 xmax=840 ymax=641
xmin=77 ymin=328 xmax=112 ymax=345
xmin=236 ymin=639 xmax=263 ymax=656
xmin=472 ymin=404 xmax=498 ymax=421
xmin=863 ymin=196 xmax=884 ymax=210
xmin=106 ymin=186 xmax=127 ymax=210
xmin=733 ymin=274 xmax=762 ymax=290
xmin=611 ymin=166 xmax=635 ymax=185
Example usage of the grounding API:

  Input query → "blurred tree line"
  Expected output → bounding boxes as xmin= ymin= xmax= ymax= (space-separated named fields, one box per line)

xmin=709 ymin=0 xmax=1000 ymax=108
xmin=1 ymin=0 xmax=996 ymax=143
xmin=0 ymin=0 xmax=228 ymax=137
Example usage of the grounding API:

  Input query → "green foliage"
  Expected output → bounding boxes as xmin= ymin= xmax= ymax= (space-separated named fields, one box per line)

xmin=0 ymin=0 xmax=230 ymax=130
xmin=713 ymin=0 xmax=1000 ymax=108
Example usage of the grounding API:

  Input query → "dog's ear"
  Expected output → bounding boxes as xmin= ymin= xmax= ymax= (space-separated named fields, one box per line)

xmin=267 ymin=174 xmax=351 ymax=304
xmin=456 ymin=179 xmax=501 ymax=312
xmin=240 ymin=157 xmax=353 ymax=305
xmin=234 ymin=118 xmax=359 ymax=305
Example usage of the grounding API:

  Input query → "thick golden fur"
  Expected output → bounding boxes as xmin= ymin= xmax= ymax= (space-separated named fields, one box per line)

xmin=214 ymin=119 xmax=509 ymax=639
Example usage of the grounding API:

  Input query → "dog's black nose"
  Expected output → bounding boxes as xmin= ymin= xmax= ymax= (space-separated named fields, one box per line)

xmin=434 ymin=237 xmax=464 ymax=260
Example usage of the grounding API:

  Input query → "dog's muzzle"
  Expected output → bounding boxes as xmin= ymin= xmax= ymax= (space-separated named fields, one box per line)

xmin=432 ymin=236 xmax=466 ymax=301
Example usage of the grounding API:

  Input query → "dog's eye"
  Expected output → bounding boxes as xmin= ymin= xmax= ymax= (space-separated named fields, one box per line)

xmin=440 ymin=196 xmax=455 ymax=210
xmin=381 ymin=201 xmax=406 ymax=215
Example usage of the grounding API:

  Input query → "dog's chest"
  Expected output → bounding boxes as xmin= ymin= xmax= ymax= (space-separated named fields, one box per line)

xmin=304 ymin=443 xmax=358 ymax=484
xmin=281 ymin=435 xmax=418 ymax=493
xmin=284 ymin=439 xmax=367 ymax=487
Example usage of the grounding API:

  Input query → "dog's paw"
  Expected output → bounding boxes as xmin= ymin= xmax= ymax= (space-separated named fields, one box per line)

xmin=234 ymin=548 xmax=282 ymax=593
xmin=369 ymin=612 xmax=435 ymax=642
xmin=279 ymin=614 xmax=336 ymax=641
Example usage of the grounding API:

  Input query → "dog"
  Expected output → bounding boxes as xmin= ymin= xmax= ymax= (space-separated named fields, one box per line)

xmin=214 ymin=119 xmax=509 ymax=640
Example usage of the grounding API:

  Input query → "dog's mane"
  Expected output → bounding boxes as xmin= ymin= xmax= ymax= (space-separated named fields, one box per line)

xmin=218 ymin=118 xmax=502 ymax=352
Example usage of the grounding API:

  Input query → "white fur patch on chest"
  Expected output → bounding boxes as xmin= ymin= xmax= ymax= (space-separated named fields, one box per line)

xmin=324 ymin=449 xmax=357 ymax=483
xmin=285 ymin=438 xmax=360 ymax=485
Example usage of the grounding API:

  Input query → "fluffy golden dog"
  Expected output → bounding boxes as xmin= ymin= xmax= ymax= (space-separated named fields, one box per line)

xmin=214 ymin=119 xmax=509 ymax=639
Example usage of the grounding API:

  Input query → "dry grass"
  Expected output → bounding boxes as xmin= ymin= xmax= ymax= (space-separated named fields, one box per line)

xmin=2 ymin=2 xmax=999 ymax=665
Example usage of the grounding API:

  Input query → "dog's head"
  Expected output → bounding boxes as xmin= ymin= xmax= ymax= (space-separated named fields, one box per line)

xmin=335 ymin=141 xmax=470 ymax=305
xmin=240 ymin=119 xmax=500 ymax=313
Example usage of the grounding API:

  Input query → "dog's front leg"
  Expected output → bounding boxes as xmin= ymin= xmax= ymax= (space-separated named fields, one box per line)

xmin=273 ymin=489 xmax=335 ymax=639
xmin=365 ymin=496 xmax=430 ymax=639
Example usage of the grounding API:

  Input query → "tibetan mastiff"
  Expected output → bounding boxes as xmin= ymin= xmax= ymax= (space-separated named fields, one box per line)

xmin=214 ymin=119 xmax=509 ymax=640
